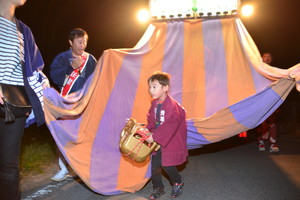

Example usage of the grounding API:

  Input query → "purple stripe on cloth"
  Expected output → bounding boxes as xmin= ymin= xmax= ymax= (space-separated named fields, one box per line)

xmin=45 ymin=88 xmax=83 ymax=147
xmin=186 ymin=120 xmax=211 ymax=149
xmin=47 ymin=121 xmax=76 ymax=165
xmin=161 ymin=21 xmax=184 ymax=104
xmin=229 ymin=87 xmax=283 ymax=129
xmin=89 ymin=53 xmax=143 ymax=195
xmin=48 ymin=117 xmax=82 ymax=146
xmin=203 ymin=19 xmax=228 ymax=117
xmin=249 ymin=62 xmax=272 ymax=92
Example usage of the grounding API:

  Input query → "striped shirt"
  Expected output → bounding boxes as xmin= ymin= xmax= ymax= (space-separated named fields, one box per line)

xmin=0 ymin=16 xmax=24 ymax=85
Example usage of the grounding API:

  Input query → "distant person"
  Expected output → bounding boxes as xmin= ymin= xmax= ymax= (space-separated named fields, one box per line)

xmin=257 ymin=109 xmax=280 ymax=152
xmin=257 ymin=52 xmax=280 ymax=153
xmin=49 ymin=28 xmax=97 ymax=181
xmin=262 ymin=52 xmax=272 ymax=65
xmin=145 ymin=72 xmax=188 ymax=199
xmin=0 ymin=0 xmax=49 ymax=199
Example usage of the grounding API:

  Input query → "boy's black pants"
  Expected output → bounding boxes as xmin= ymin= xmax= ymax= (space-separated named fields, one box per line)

xmin=151 ymin=149 xmax=182 ymax=188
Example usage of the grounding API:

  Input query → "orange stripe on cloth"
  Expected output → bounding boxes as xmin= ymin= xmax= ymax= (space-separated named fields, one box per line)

xmin=221 ymin=18 xmax=256 ymax=105
xmin=182 ymin=19 xmax=206 ymax=119
xmin=192 ymin=107 xmax=248 ymax=143
xmin=117 ymin=22 xmax=168 ymax=192
xmin=131 ymin=22 xmax=167 ymax=123
xmin=117 ymin=156 xmax=151 ymax=192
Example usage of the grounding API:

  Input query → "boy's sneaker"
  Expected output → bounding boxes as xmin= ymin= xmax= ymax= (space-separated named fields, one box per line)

xmin=269 ymin=143 xmax=279 ymax=153
xmin=171 ymin=180 xmax=184 ymax=198
xmin=149 ymin=187 xmax=165 ymax=200
xmin=258 ymin=141 xmax=265 ymax=151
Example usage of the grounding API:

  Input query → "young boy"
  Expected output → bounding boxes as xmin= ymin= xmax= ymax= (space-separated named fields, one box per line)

xmin=146 ymin=71 xmax=188 ymax=199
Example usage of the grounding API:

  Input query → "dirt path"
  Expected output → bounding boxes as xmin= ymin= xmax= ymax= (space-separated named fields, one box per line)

xmin=20 ymin=163 xmax=58 ymax=192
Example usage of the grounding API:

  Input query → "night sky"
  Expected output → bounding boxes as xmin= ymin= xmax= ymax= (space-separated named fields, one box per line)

xmin=16 ymin=0 xmax=299 ymax=72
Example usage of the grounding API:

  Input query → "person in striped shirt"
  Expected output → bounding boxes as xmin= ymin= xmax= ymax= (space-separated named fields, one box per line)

xmin=0 ymin=0 xmax=49 ymax=199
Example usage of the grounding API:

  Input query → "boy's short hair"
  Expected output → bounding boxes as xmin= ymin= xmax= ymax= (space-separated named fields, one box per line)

xmin=148 ymin=71 xmax=170 ymax=87
xmin=69 ymin=28 xmax=88 ymax=42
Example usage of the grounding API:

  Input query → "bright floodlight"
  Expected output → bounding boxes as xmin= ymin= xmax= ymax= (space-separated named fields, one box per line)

xmin=241 ymin=5 xmax=253 ymax=17
xmin=137 ymin=9 xmax=150 ymax=23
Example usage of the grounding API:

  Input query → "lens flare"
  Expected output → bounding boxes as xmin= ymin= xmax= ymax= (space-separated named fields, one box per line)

xmin=137 ymin=9 xmax=150 ymax=23
xmin=241 ymin=4 xmax=254 ymax=17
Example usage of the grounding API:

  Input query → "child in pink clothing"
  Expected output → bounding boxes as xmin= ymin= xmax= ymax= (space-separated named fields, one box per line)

xmin=146 ymin=71 xmax=188 ymax=199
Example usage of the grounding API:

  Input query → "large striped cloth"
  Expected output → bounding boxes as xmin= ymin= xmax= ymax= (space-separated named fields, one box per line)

xmin=44 ymin=17 xmax=300 ymax=195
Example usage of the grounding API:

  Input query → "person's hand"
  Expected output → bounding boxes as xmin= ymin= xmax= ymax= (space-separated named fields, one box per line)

xmin=0 ymin=91 xmax=3 ymax=105
xmin=146 ymin=134 xmax=154 ymax=143
xmin=42 ymin=79 xmax=50 ymax=89
xmin=139 ymin=127 xmax=149 ymax=133
xmin=70 ymin=56 xmax=84 ymax=69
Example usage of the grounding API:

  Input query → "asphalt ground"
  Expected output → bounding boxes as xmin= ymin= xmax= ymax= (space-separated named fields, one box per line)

xmin=21 ymin=131 xmax=300 ymax=200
